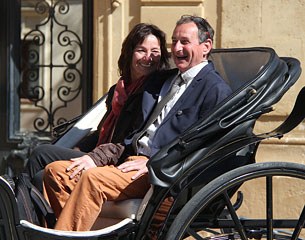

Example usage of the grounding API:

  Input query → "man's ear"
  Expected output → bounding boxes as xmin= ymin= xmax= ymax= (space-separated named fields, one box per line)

xmin=202 ymin=39 xmax=213 ymax=57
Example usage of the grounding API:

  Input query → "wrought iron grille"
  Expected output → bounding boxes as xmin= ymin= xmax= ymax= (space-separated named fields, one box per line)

xmin=20 ymin=0 xmax=84 ymax=134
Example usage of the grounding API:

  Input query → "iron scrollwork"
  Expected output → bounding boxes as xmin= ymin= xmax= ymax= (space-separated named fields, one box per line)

xmin=20 ymin=0 xmax=83 ymax=133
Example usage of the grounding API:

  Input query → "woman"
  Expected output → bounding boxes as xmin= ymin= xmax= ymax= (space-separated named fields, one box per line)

xmin=26 ymin=23 xmax=170 ymax=189
xmin=76 ymin=22 xmax=170 ymax=149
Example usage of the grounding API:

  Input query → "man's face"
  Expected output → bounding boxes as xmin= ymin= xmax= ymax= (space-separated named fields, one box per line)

xmin=171 ymin=22 xmax=211 ymax=73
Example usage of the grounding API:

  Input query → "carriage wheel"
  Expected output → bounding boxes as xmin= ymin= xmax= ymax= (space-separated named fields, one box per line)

xmin=165 ymin=162 xmax=305 ymax=240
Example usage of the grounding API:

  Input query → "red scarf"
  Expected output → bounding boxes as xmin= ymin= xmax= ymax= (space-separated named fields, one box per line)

xmin=96 ymin=77 xmax=145 ymax=146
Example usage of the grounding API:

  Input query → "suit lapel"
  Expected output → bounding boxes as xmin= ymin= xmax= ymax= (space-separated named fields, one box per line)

xmin=161 ymin=63 xmax=213 ymax=122
xmin=142 ymin=70 xmax=178 ymax=121
xmin=141 ymin=63 xmax=213 ymax=124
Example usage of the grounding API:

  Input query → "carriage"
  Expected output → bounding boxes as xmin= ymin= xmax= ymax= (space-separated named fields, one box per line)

xmin=0 ymin=47 xmax=305 ymax=240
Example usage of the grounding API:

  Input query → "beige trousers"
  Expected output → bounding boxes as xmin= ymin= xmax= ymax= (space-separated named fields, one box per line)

xmin=43 ymin=161 xmax=150 ymax=231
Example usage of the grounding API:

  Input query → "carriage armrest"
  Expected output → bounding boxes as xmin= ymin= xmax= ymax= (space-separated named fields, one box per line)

xmin=53 ymin=95 xmax=108 ymax=148
xmin=52 ymin=115 xmax=82 ymax=137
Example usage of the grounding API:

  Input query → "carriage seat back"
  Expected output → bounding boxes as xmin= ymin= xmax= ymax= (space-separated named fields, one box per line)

xmin=210 ymin=48 xmax=272 ymax=91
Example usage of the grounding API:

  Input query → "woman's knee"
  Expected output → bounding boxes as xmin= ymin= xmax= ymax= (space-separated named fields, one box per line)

xmin=43 ymin=161 xmax=71 ymax=189
xmin=44 ymin=161 xmax=70 ymax=177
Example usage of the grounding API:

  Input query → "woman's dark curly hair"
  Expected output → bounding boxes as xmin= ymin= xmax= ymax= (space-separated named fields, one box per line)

xmin=118 ymin=23 xmax=170 ymax=83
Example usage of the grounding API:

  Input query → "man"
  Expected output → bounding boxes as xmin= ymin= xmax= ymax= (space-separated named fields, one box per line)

xmin=43 ymin=15 xmax=232 ymax=231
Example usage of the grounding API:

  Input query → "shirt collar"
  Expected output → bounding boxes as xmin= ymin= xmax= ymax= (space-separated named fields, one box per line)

xmin=180 ymin=60 xmax=208 ymax=82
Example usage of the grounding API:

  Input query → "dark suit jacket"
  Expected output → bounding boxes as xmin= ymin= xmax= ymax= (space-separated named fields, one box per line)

xmin=139 ymin=61 xmax=232 ymax=156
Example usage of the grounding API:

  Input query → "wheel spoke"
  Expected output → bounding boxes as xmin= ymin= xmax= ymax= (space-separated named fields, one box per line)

xmin=223 ymin=191 xmax=247 ymax=240
xmin=291 ymin=205 xmax=305 ymax=240
xmin=266 ymin=176 xmax=273 ymax=240
xmin=186 ymin=226 xmax=205 ymax=239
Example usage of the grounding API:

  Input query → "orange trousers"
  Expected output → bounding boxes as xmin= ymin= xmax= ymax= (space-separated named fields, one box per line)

xmin=43 ymin=161 xmax=150 ymax=231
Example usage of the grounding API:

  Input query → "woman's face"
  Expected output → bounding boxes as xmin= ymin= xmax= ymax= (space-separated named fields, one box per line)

xmin=131 ymin=34 xmax=161 ymax=81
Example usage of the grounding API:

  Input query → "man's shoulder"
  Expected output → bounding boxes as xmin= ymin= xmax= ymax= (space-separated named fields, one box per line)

xmin=197 ymin=62 xmax=232 ymax=93
xmin=197 ymin=62 xmax=224 ymax=82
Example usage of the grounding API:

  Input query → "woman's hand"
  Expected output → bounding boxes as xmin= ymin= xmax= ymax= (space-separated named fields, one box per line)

xmin=67 ymin=155 xmax=97 ymax=179
xmin=117 ymin=156 xmax=149 ymax=180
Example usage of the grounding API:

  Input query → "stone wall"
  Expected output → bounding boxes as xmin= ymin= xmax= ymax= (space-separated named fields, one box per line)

xmin=218 ymin=0 xmax=305 ymax=183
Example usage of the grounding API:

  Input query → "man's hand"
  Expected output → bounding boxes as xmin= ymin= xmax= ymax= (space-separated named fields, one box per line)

xmin=117 ymin=156 xmax=149 ymax=180
xmin=67 ymin=155 xmax=97 ymax=179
